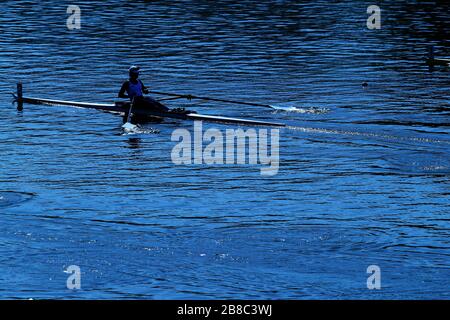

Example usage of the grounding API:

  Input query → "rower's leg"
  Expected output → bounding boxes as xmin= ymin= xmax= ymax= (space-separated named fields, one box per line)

xmin=143 ymin=97 xmax=169 ymax=112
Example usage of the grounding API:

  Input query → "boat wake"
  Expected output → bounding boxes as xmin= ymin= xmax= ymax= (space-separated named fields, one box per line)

xmin=122 ymin=122 xmax=160 ymax=135
xmin=286 ymin=125 xmax=450 ymax=146
xmin=0 ymin=191 xmax=35 ymax=208
xmin=270 ymin=105 xmax=330 ymax=114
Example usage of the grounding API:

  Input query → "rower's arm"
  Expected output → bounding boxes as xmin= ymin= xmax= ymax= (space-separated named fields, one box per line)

xmin=140 ymin=80 xmax=149 ymax=94
xmin=118 ymin=82 xmax=129 ymax=98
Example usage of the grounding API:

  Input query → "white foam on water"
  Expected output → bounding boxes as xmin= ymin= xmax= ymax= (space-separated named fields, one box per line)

xmin=270 ymin=105 xmax=330 ymax=114
xmin=286 ymin=125 xmax=450 ymax=145
xmin=121 ymin=122 xmax=160 ymax=135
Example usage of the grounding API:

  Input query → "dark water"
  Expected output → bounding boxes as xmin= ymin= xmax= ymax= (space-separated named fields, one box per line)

xmin=1 ymin=0 xmax=449 ymax=299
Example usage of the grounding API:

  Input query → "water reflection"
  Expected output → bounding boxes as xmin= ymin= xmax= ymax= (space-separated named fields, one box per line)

xmin=126 ymin=137 xmax=142 ymax=150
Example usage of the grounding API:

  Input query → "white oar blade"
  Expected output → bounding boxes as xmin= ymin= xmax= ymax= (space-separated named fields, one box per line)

xmin=122 ymin=122 xmax=138 ymax=132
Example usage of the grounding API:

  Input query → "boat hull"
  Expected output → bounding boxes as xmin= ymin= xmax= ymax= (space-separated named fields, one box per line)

xmin=15 ymin=95 xmax=285 ymax=127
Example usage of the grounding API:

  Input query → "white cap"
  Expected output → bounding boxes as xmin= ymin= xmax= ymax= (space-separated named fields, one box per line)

xmin=129 ymin=66 xmax=140 ymax=74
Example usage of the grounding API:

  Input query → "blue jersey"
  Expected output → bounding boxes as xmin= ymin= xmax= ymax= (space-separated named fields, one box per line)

xmin=118 ymin=80 xmax=147 ymax=100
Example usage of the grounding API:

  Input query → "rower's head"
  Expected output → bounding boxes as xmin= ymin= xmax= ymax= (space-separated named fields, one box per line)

xmin=129 ymin=66 xmax=140 ymax=80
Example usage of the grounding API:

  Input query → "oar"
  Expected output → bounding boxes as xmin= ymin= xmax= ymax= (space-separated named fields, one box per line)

xmin=148 ymin=90 xmax=276 ymax=109
xmin=122 ymin=98 xmax=137 ymax=130
xmin=126 ymin=98 xmax=135 ymax=123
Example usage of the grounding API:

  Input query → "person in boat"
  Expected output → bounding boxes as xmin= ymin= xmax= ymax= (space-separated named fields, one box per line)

xmin=118 ymin=66 xmax=169 ymax=112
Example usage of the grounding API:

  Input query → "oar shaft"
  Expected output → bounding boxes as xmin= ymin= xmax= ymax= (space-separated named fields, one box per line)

xmin=126 ymin=98 xmax=135 ymax=123
xmin=148 ymin=90 xmax=273 ymax=109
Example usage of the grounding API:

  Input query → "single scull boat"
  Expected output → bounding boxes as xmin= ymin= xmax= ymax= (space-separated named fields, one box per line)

xmin=13 ymin=83 xmax=285 ymax=127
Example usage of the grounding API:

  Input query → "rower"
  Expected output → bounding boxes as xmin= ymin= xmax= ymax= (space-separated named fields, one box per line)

xmin=118 ymin=66 xmax=169 ymax=112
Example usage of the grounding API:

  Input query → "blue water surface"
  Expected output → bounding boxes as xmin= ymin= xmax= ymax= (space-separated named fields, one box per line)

xmin=0 ymin=0 xmax=449 ymax=299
